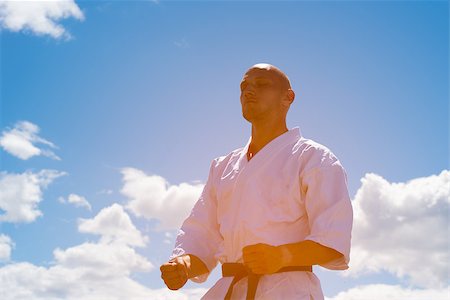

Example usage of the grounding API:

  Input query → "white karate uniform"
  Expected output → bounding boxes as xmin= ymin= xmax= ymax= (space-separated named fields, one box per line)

xmin=169 ymin=126 xmax=353 ymax=300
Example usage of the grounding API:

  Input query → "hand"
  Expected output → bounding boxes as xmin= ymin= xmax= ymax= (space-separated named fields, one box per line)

xmin=160 ymin=255 xmax=190 ymax=290
xmin=242 ymin=243 xmax=284 ymax=275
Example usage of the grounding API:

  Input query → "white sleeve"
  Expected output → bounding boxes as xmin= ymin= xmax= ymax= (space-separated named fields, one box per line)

xmin=168 ymin=158 xmax=223 ymax=283
xmin=301 ymin=159 xmax=353 ymax=270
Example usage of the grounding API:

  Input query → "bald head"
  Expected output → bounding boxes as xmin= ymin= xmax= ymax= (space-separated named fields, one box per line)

xmin=245 ymin=63 xmax=292 ymax=91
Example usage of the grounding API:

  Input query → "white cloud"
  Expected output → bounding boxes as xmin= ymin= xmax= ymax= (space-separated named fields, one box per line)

xmin=0 ymin=234 xmax=14 ymax=262
xmin=0 ymin=203 xmax=209 ymax=300
xmin=0 ymin=261 xmax=208 ymax=300
xmin=326 ymin=284 xmax=449 ymax=300
xmin=344 ymin=170 xmax=450 ymax=289
xmin=0 ymin=169 xmax=67 ymax=223
xmin=163 ymin=231 xmax=173 ymax=244
xmin=120 ymin=167 xmax=205 ymax=231
xmin=97 ymin=188 xmax=113 ymax=195
xmin=78 ymin=203 xmax=148 ymax=247
xmin=0 ymin=0 xmax=84 ymax=40
xmin=174 ymin=37 xmax=189 ymax=48
xmin=0 ymin=120 xmax=60 ymax=160
xmin=58 ymin=193 xmax=91 ymax=211
xmin=53 ymin=242 xmax=151 ymax=278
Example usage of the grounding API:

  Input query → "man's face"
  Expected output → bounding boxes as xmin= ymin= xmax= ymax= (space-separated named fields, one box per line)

xmin=239 ymin=68 xmax=286 ymax=123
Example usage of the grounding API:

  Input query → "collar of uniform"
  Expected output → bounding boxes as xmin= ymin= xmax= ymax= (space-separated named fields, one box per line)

xmin=241 ymin=126 xmax=301 ymax=163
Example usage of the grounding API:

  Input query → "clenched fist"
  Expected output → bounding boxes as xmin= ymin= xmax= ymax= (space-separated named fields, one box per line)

xmin=160 ymin=255 xmax=190 ymax=290
xmin=242 ymin=243 xmax=284 ymax=274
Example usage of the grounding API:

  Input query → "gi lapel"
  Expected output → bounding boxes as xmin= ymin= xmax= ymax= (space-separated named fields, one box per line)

xmin=229 ymin=127 xmax=301 ymax=261
xmin=239 ymin=126 xmax=301 ymax=177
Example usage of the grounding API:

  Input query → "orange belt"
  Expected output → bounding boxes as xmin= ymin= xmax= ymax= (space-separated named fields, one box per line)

xmin=221 ymin=262 xmax=312 ymax=300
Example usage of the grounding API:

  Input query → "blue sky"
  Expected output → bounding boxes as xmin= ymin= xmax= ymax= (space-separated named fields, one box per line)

xmin=0 ymin=1 xmax=448 ymax=299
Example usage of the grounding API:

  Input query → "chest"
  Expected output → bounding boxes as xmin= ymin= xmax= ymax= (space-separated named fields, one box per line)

xmin=215 ymin=153 xmax=305 ymax=228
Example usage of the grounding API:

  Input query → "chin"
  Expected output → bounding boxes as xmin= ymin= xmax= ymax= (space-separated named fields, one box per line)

xmin=242 ymin=111 xmax=253 ymax=122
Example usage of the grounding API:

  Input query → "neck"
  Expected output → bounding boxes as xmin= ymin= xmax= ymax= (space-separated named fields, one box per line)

xmin=249 ymin=118 xmax=288 ymax=153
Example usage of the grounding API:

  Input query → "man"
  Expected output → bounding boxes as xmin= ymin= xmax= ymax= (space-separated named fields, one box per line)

xmin=160 ymin=63 xmax=353 ymax=299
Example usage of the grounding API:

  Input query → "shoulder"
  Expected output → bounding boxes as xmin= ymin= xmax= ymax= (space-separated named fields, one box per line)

xmin=209 ymin=145 xmax=244 ymax=172
xmin=294 ymin=137 xmax=344 ymax=174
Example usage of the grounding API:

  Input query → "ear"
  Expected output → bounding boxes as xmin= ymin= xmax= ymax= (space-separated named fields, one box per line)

xmin=281 ymin=89 xmax=295 ymax=108
xmin=287 ymin=89 xmax=295 ymax=103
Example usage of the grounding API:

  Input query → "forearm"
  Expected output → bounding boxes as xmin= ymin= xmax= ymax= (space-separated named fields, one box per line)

xmin=182 ymin=254 xmax=210 ymax=278
xmin=277 ymin=240 xmax=343 ymax=267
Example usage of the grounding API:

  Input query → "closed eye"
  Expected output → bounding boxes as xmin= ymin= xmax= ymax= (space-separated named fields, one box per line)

xmin=240 ymin=78 xmax=272 ymax=91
